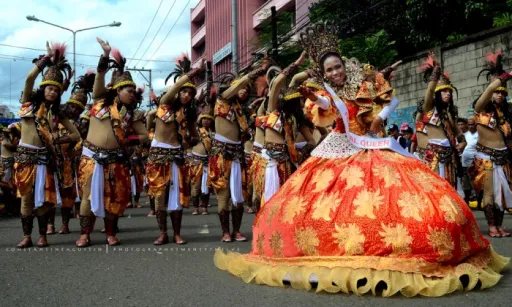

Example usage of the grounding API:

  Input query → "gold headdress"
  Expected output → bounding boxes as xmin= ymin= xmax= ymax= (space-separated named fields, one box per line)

xmin=283 ymin=87 xmax=303 ymax=101
xmin=299 ymin=22 xmax=339 ymax=65
xmin=435 ymin=72 xmax=456 ymax=93
xmin=67 ymin=69 xmax=95 ymax=109
xmin=165 ymin=52 xmax=197 ymax=95
xmin=109 ymin=48 xmax=136 ymax=90
xmin=197 ymin=104 xmax=214 ymax=125
xmin=37 ymin=42 xmax=72 ymax=92
xmin=478 ymin=49 xmax=508 ymax=94
xmin=420 ymin=54 xmax=457 ymax=96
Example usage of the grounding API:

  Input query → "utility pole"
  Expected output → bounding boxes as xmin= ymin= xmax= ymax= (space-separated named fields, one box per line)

xmin=271 ymin=6 xmax=278 ymax=63
xmin=231 ymin=0 xmax=239 ymax=74
xmin=127 ymin=67 xmax=152 ymax=108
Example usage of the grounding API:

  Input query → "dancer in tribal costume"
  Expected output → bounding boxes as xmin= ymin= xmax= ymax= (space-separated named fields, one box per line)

xmin=75 ymin=38 xmax=148 ymax=247
xmin=215 ymin=22 xmax=509 ymax=296
xmin=127 ymin=87 xmax=147 ymax=210
xmin=147 ymin=55 xmax=202 ymax=245
xmin=412 ymin=100 xmax=429 ymax=161
xmin=246 ymin=96 xmax=267 ymax=214
xmin=48 ymin=71 xmax=95 ymax=235
xmin=209 ymin=60 xmax=270 ymax=242
xmin=259 ymin=53 xmax=316 ymax=208
xmin=189 ymin=63 xmax=214 ymax=215
xmin=469 ymin=50 xmax=512 ymax=238
xmin=15 ymin=42 xmax=79 ymax=248
xmin=0 ymin=123 xmax=21 ymax=217
xmin=190 ymin=104 xmax=214 ymax=215
xmin=420 ymin=53 xmax=466 ymax=187
xmin=145 ymin=91 xmax=158 ymax=217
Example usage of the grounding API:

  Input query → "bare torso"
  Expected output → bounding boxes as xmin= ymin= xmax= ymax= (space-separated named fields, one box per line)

xmin=154 ymin=118 xmax=180 ymax=147
xmin=87 ymin=117 xmax=121 ymax=149
xmin=476 ymin=125 xmax=505 ymax=148
xmin=215 ymin=117 xmax=240 ymax=142
xmin=20 ymin=118 xmax=44 ymax=147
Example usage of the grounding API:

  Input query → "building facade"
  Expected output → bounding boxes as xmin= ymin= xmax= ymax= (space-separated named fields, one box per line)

xmin=190 ymin=0 xmax=318 ymax=81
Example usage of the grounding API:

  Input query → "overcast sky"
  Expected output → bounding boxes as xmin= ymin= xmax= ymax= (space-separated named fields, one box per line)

xmin=0 ymin=0 xmax=199 ymax=114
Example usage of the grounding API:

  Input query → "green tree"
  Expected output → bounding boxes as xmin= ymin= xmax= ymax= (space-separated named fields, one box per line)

xmin=309 ymin=0 xmax=511 ymax=57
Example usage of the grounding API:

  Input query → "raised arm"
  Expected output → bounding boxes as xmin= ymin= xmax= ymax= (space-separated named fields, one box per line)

xmin=475 ymin=78 xmax=510 ymax=112
xmin=161 ymin=59 xmax=206 ymax=105
xmin=421 ymin=54 xmax=441 ymax=114
xmin=268 ymin=52 xmax=307 ymax=112
xmin=93 ymin=38 xmax=112 ymax=100
xmin=221 ymin=58 xmax=270 ymax=100
xmin=22 ymin=42 xmax=54 ymax=103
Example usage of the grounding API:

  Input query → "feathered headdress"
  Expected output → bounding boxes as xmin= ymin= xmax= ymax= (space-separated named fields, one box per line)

xmin=420 ymin=54 xmax=457 ymax=96
xmin=478 ymin=49 xmax=508 ymax=94
xmin=165 ymin=52 xmax=197 ymax=95
xmin=109 ymin=48 xmax=136 ymax=90
xmin=134 ymin=85 xmax=145 ymax=107
xmin=67 ymin=69 xmax=95 ymax=109
xmin=37 ymin=42 xmax=72 ymax=92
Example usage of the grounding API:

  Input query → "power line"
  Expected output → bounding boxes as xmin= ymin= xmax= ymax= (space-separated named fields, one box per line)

xmin=144 ymin=0 xmax=192 ymax=66
xmin=0 ymin=43 xmax=172 ymax=63
xmin=132 ymin=0 xmax=177 ymax=68
xmin=127 ymin=0 xmax=164 ymax=66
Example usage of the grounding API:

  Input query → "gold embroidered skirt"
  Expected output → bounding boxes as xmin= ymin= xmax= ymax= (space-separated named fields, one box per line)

xmin=215 ymin=147 xmax=510 ymax=296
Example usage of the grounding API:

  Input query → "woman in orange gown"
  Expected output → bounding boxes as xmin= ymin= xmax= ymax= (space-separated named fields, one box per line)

xmin=214 ymin=23 xmax=510 ymax=297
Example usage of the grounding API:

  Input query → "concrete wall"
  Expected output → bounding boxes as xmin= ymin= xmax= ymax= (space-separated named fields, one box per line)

xmin=388 ymin=26 xmax=512 ymax=127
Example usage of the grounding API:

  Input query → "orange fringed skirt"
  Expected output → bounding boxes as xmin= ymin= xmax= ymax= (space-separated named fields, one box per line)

xmin=215 ymin=132 xmax=510 ymax=297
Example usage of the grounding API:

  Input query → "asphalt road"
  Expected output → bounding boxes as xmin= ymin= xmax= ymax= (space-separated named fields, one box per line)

xmin=1 ymin=196 xmax=511 ymax=307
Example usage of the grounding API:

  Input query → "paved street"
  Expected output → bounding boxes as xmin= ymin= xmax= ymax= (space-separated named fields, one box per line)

xmin=0 ymin=195 xmax=511 ymax=307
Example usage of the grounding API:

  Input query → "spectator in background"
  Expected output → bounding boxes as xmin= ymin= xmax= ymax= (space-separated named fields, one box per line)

xmin=388 ymin=124 xmax=407 ymax=148
xmin=461 ymin=116 xmax=479 ymax=205
xmin=401 ymin=125 xmax=414 ymax=151
xmin=457 ymin=118 xmax=469 ymax=134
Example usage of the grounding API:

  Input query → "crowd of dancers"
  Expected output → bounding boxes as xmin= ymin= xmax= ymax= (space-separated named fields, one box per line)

xmin=0 ymin=21 xmax=511 ymax=296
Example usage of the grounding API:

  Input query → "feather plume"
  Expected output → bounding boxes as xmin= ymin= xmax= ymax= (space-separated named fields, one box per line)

xmin=51 ymin=42 xmax=67 ymax=64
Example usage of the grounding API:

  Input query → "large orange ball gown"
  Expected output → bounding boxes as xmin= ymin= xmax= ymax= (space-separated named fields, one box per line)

xmin=214 ymin=76 xmax=510 ymax=297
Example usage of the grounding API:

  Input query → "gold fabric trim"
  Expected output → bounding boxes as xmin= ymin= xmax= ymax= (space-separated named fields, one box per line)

xmin=39 ymin=80 xmax=63 ymax=92
xmin=113 ymin=80 xmax=136 ymax=90
xmin=214 ymin=247 xmax=510 ymax=297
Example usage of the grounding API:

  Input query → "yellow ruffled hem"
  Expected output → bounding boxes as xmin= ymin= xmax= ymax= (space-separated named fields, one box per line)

xmin=214 ymin=247 xmax=510 ymax=297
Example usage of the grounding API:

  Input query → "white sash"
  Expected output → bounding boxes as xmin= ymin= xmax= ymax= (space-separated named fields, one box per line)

xmin=150 ymin=140 xmax=183 ymax=211
xmin=214 ymin=134 xmax=244 ymax=205
xmin=324 ymin=83 xmax=416 ymax=158
xmin=476 ymin=151 xmax=512 ymax=210
xmin=19 ymin=142 xmax=62 ymax=208
xmin=82 ymin=147 xmax=106 ymax=218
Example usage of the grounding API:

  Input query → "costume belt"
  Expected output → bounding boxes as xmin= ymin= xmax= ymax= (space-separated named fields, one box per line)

xmin=476 ymin=143 xmax=509 ymax=166
xmin=252 ymin=146 xmax=262 ymax=154
xmin=148 ymin=146 xmax=184 ymax=165
xmin=426 ymin=143 xmax=453 ymax=164
xmin=14 ymin=146 xmax=49 ymax=165
xmin=1 ymin=156 xmax=15 ymax=168
xmin=192 ymin=153 xmax=209 ymax=167
xmin=83 ymin=140 xmax=125 ymax=165
xmin=264 ymin=142 xmax=289 ymax=163
xmin=211 ymin=138 xmax=244 ymax=161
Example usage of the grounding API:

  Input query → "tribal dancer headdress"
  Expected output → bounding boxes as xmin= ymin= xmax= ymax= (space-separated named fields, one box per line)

xmin=478 ymin=49 xmax=508 ymax=94
xmin=165 ymin=52 xmax=197 ymax=95
xmin=420 ymin=54 xmax=458 ymax=95
xmin=67 ymin=69 xmax=95 ymax=109
xmin=37 ymin=42 xmax=72 ymax=92
xmin=299 ymin=22 xmax=339 ymax=65
xmin=109 ymin=48 xmax=136 ymax=90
